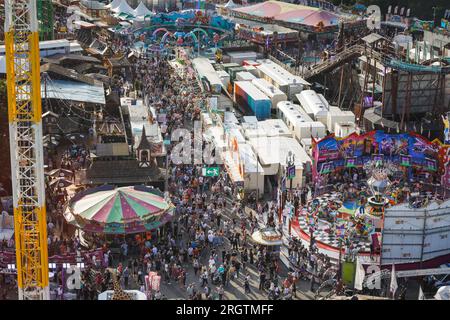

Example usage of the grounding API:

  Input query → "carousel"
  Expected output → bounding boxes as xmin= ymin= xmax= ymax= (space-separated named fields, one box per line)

xmin=251 ymin=227 xmax=283 ymax=256
xmin=293 ymin=159 xmax=402 ymax=260
xmin=64 ymin=185 xmax=174 ymax=234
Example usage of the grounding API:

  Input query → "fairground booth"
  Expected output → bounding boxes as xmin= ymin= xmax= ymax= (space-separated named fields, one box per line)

xmin=64 ymin=185 xmax=175 ymax=249
xmin=291 ymin=130 xmax=450 ymax=274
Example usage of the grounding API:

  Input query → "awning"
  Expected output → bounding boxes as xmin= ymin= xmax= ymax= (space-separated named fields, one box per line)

xmin=364 ymin=107 xmax=398 ymax=129
xmin=43 ymin=79 xmax=106 ymax=105
xmin=74 ymin=20 xmax=96 ymax=28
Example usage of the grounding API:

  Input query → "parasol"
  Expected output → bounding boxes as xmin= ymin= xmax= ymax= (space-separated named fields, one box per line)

xmin=65 ymin=185 xmax=174 ymax=234
xmin=49 ymin=177 xmax=73 ymax=189
xmin=46 ymin=168 xmax=73 ymax=178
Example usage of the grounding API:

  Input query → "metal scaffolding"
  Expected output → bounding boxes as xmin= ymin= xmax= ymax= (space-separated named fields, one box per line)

xmin=37 ymin=0 xmax=54 ymax=41
xmin=5 ymin=0 xmax=50 ymax=299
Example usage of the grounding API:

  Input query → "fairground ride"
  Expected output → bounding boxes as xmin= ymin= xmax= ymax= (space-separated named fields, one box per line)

xmin=4 ymin=0 xmax=49 ymax=299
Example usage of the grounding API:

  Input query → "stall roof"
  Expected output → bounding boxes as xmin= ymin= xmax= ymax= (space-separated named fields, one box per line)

xmin=43 ymin=54 xmax=101 ymax=65
xmin=43 ymin=80 xmax=105 ymax=104
xmin=249 ymin=136 xmax=311 ymax=168
xmin=224 ymin=112 xmax=239 ymax=124
xmin=363 ymin=107 xmax=398 ymax=129
xmin=362 ymin=33 xmax=387 ymax=45
xmin=41 ymin=63 xmax=103 ymax=86
xmin=107 ymin=56 xmax=132 ymax=68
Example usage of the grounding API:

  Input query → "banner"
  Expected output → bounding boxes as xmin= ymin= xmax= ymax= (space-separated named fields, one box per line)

xmin=314 ymin=135 xmax=340 ymax=162
xmin=313 ymin=131 xmax=444 ymax=182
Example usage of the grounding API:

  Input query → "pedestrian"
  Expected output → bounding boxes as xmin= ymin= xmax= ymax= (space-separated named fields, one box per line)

xmin=123 ymin=267 xmax=130 ymax=289
xmin=235 ymin=261 xmax=241 ymax=278
xmin=193 ymin=258 xmax=199 ymax=276
xmin=259 ymin=270 xmax=266 ymax=291
xmin=244 ymin=274 xmax=251 ymax=294
xmin=218 ymin=285 xmax=225 ymax=300
xmin=201 ymin=271 xmax=208 ymax=287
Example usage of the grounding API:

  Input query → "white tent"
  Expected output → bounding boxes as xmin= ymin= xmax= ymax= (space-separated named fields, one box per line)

xmin=105 ymin=0 xmax=121 ymax=9
xmin=112 ymin=0 xmax=135 ymax=14
xmin=134 ymin=1 xmax=151 ymax=16
xmin=224 ymin=0 xmax=238 ymax=8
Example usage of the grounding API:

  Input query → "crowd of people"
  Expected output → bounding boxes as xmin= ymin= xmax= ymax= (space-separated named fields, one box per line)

xmin=57 ymin=41 xmax=323 ymax=300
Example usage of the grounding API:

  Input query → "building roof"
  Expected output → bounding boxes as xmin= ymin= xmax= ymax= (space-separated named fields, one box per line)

xmin=363 ymin=107 xmax=398 ymax=129
xmin=232 ymin=1 xmax=341 ymax=28
xmin=248 ymin=136 xmax=311 ymax=168
xmin=224 ymin=0 xmax=239 ymax=9
xmin=111 ymin=0 xmax=134 ymax=15
xmin=105 ymin=0 xmax=121 ymax=9
xmin=134 ymin=1 xmax=151 ymax=16
xmin=41 ymin=63 xmax=103 ymax=86
xmin=257 ymin=119 xmax=291 ymax=137
xmin=81 ymin=0 xmax=106 ymax=10
xmin=43 ymin=54 xmax=101 ymax=65
xmin=362 ymin=33 xmax=387 ymax=45
xmin=87 ymin=39 xmax=110 ymax=56
xmin=43 ymin=79 xmax=106 ymax=105
xmin=85 ymin=159 xmax=164 ymax=185
xmin=137 ymin=126 xmax=152 ymax=150
xmin=107 ymin=56 xmax=132 ymax=68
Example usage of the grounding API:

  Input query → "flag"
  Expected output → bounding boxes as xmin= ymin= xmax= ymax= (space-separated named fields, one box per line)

xmin=418 ymin=286 xmax=425 ymax=300
xmin=390 ymin=264 xmax=398 ymax=298
xmin=354 ymin=257 xmax=365 ymax=291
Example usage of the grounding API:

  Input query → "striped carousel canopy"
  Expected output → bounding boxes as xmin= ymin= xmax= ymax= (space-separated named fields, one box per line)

xmin=66 ymin=185 xmax=173 ymax=234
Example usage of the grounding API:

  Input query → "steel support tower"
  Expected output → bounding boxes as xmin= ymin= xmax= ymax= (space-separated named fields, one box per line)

xmin=5 ymin=0 xmax=49 ymax=300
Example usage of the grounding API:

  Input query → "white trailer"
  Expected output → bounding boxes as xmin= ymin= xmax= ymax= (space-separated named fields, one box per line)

xmin=277 ymin=101 xmax=326 ymax=141
xmin=216 ymin=70 xmax=230 ymax=88
xmin=227 ymin=51 xmax=258 ymax=65
xmin=256 ymin=59 xmax=310 ymax=99
xmin=236 ymin=71 xmax=257 ymax=82
xmin=252 ymin=78 xmax=288 ymax=110
xmin=296 ymin=90 xmax=329 ymax=125
xmin=327 ymin=106 xmax=356 ymax=133
xmin=243 ymin=65 xmax=259 ymax=77
xmin=192 ymin=57 xmax=222 ymax=94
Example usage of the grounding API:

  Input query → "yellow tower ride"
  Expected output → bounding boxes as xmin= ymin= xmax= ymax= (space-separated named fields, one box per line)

xmin=4 ymin=0 xmax=49 ymax=299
